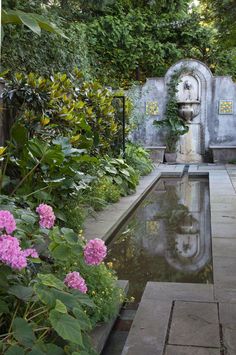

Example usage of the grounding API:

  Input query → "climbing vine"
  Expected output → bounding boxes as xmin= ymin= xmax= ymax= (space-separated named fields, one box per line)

xmin=153 ymin=66 xmax=191 ymax=152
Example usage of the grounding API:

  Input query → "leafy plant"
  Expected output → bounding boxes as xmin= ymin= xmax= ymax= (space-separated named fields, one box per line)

xmin=0 ymin=200 xmax=124 ymax=354
xmin=153 ymin=67 xmax=189 ymax=153
xmin=125 ymin=142 xmax=153 ymax=176
xmin=2 ymin=9 xmax=66 ymax=37
xmin=3 ymin=71 xmax=119 ymax=155
xmin=98 ymin=156 xmax=139 ymax=195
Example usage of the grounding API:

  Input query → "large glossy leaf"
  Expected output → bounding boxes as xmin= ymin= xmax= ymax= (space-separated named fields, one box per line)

xmin=43 ymin=149 xmax=65 ymax=166
xmin=13 ymin=317 xmax=36 ymax=347
xmin=8 ymin=285 xmax=34 ymax=301
xmin=18 ymin=11 xmax=41 ymax=35
xmin=38 ymin=274 xmax=65 ymax=290
xmin=50 ymin=244 xmax=72 ymax=261
xmin=2 ymin=9 xmax=67 ymax=38
xmin=49 ymin=309 xmax=83 ymax=346
xmin=11 ymin=123 xmax=28 ymax=147
xmin=5 ymin=345 xmax=25 ymax=355
xmin=34 ymin=284 xmax=56 ymax=307
xmin=0 ymin=299 xmax=9 ymax=313
xmin=61 ymin=228 xmax=78 ymax=244
xmin=55 ymin=299 xmax=67 ymax=313
xmin=73 ymin=307 xmax=92 ymax=331
xmin=27 ymin=139 xmax=48 ymax=158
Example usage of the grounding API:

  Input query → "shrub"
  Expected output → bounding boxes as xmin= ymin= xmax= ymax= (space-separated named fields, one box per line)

xmin=125 ymin=142 xmax=153 ymax=176
xmin=0 ymin=199 xmax=124 ymax=354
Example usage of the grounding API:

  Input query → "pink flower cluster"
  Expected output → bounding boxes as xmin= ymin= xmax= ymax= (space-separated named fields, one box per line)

xmin=84 ymin=238 xmax=107 ymax=265
xmin=0 ymin=210 xmax=16 ymax=234
xmin=0 ymin=235 xmax=38 ymax=270
xmin=36 ymin=204 xmax=55 ymax=229
xmin=64 ymin=271 xmax=87 ymax=293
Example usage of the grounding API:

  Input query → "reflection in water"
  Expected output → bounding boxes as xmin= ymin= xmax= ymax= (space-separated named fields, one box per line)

xmin=107 ymin=177 xmax=212 ymax=301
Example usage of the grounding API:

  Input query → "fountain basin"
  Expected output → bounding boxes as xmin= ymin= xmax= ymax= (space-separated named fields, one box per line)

xmin=177 ymin=100 xmax=201 ymax=121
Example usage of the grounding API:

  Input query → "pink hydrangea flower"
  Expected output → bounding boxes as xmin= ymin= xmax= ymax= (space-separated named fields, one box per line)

xmin=64 ymin=271 xmax=87 ymax=293
xmin=0 ymin=235 xmax=38 ymax=270
xmin=84 ymin=238 xmax=107 ymax=266
xmin=22 ymin=248 xmax=39 ymax=258
xmin=0 ymin=210 xmax=16 ymax=234
xmin=36 ymin=204 xmax=55 ymax=229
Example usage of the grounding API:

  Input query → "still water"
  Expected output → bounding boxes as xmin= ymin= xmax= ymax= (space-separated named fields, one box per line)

xmin=107 ymin=176 xmax=213 ymax=301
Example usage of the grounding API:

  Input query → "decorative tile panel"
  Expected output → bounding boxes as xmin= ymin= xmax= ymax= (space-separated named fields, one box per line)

xmin=219 ymin=100 xmax=233 ymax=115
xmin=146 ymin=101 xmax=159 ymax=115
xmin=146 ymin=221 xmax=160 ymax=235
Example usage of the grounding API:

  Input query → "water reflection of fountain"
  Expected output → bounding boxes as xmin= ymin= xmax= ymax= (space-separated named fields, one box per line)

xmin=137 ymin=177 xmax=212 ymax=273
xmin=107 ymin=176 xmax=212 ymax=297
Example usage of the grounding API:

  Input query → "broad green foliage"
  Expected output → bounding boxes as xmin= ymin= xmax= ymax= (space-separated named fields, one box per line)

xmin=86 ymin=5 xmax=219 ymax=85
xmin=98 ymin=156 xmax=139 ymax=196
xmin=125 ymin=143 xmax=153 ymax=176
xmin=3 ymin=71 xmax=118 ymax=154
xmin=2 ymin=21 xmax=92 ymax=78
xmin=0 ymin=199 xmax=123 ymax=354
xmin=2 ymin=9 xmax=66 ymax=37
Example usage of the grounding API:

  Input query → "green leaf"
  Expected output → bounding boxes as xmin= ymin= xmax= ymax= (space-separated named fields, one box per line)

xmin=5 ymin=345 xmax=25 ymax=355
xmin=73 ymin=307 xmax=92 ymax=331
xmin=43 ymin=149 xmax=65 ymax=166
xmin=8 ymin=285 xmax=34 ymax=301
xmin=11 ymin=123 xmax=28 ymax=147
xmin=38 ymin=274 xmax=65 ymax=290
xmin=114 ymin=176 xmax=123 ymax=185
xmin=28 ymin=139 xmax=48 ymax=158
xmin=104 ymin=166 xmax=117 ymax=174
xmin=34 ymin=284 xmax=56 ymax=307
xmin=0 ymin=299 xmax=9 ymax=313
xmin=61 ymin=228 xmax=78 ymax=244
xmin=49 ymin=310 xmax=83 ymax=346
xmin=55 ymin=299 xmax=67 ymax=314
xmin=120 ymin=169 xmax=130 ymax=176
xmin=18 ymin=11 xmax=41 ymax=35
xmin=21 ymin=213 xmax=36 ymax=224
xmin=50 ymin=244 xmax=72 ymax=261
xmin=42 ymin=344 xmax=65 ymax=355
xmin=13 ymin=317 xmax=36 ymax=347
xmin=28 ymin=348 xmax=45 ymax=355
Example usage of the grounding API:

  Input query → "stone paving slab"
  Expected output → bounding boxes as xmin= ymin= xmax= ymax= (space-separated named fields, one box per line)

xmin=169 ymin=301 xmax=220 ymax=348
xmin=214 ymin=256 xmax=236 ymax=287
xmin=221 ymin=324 xmax=236 ymax=354
xmin=121 ymin=299 xmax=171 ymax=355
xmin=214 ymin=286 xmax=236 ymax=303
xmin=211 ymin=223 xmax=236 ymax=238
xmin=213 ymin=238 xmax=236 ymax=257
xmin=165 ymin=345 xmax=220 ymax=355
xmin=142 ymin=282 xmax=214 ymax=302
xmin=219 ymin=303 xmax=236 ymax=324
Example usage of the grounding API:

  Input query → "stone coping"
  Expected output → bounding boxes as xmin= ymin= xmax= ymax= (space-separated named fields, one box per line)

xmin=209 ymin=145 xmax=236 ymax=148
xmin=145 ymin=146 xmax=166 ymax=149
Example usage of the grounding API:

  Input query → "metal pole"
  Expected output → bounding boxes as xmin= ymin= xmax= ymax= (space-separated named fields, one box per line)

xmin=113 ymin=95 xmax=126 ymax=158
xmin=122 ymin=96 xmax=125 ymax=158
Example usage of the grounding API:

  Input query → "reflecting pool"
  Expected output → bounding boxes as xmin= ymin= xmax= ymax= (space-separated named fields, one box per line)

xmin=107 ymin=176 xmax=213 ymax=301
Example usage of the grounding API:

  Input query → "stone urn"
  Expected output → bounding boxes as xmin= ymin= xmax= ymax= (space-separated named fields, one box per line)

xmin=177 ymin=100 xmax=201 ymax=121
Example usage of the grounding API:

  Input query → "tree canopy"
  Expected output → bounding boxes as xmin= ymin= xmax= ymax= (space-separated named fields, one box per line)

xmin=1 ymin=0 xmax=236 ymax=84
